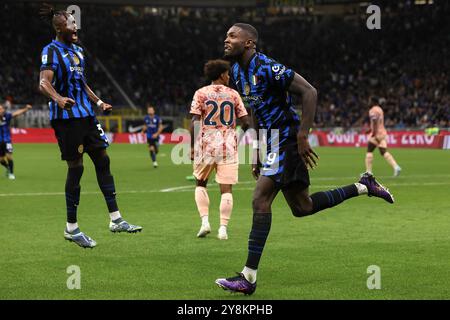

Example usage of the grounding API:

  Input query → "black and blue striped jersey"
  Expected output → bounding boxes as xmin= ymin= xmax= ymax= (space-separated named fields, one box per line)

xmin=40 ymin=40 xmax=94 ymax=121
xmin=0 ymin=112 xmax=12 ymax=143
xmin=144 ymin=115 xmax=162 ymax=139
xmin=230 ymin=52 xmax=300 ymax=149
xmin=230 ymin=52 xmax=300 ymax=178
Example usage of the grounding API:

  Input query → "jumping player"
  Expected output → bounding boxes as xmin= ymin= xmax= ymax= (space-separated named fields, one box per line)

xmin=190 ymin=59 xmax=249 ymax=240
xmin=215 ymin=23 xmax=394 ymax=295
xmin=366 ymin=97 xmax=402 ymax=176
xmin=38 ymin=6 xmax=142 ymax=248
xmin=142 ymin=105 xmax=163 ymax=168
xmin=0 ymin=103 xmax=32 ymax=180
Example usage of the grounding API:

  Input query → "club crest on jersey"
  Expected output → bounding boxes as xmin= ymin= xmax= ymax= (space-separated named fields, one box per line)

xmin=245 ymin=84 xmax=251 ymax=95
xmin=72 ymin=54 xmax=80 ymax=65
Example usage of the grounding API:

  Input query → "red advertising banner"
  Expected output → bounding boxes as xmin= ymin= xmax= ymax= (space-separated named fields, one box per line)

xmin=11 ymin=128 xmax=57 ymax=143
xmin=314 ymin=131 xmax=447 ymax=149
xmin=10 ymin=128 xmax=449 ymax=149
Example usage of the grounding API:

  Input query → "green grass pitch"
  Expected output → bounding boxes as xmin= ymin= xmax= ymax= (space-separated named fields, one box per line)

xmin=1 ymin=144 xmax=449 ymax=299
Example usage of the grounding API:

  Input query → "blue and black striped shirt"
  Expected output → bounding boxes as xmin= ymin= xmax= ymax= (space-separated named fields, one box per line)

xmin=0 ymin=112 xmax=12 ymax=143
xmin=230 ymin=52 xmax=299 ymax=148
xmin=40 ymin=40 xmax=94 ymax=120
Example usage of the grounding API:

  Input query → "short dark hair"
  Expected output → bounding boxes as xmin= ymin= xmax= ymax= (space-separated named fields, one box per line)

xmin=204 ymin=59 xmax=230 ymax=82
xmin=370 ymin=96 xmax=379 ymax=105
xmin=39 ymin=3 xmax=70 ymax=30
xmin=233 ymin=23 xmax=258 ymax=44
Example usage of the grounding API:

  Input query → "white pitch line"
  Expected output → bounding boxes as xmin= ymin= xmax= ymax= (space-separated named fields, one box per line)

xmin=1 ymin=181 xmax=449 ymax=197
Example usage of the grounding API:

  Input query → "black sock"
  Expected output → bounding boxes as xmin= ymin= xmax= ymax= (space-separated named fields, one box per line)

xmin=245 ymin=212 xmax=272 ymax=270
xmin=8 ymin=159 xmax=13 ymax=174
xmin=94 ymin=155 xmax=119 ymax=213
xmin=65 ymin=166 xmax=83 ymax=223
xmin=0 ymin=159 xmax=8 ymax=169
xmin=310 ymin=184 xmax=359 ymax=214
xmin=150 ymin=151 xmax=156 ymax=162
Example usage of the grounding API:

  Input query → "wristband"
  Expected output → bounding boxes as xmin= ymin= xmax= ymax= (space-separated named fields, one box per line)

xmin=96 ymin=99 xmax=104 ymax=107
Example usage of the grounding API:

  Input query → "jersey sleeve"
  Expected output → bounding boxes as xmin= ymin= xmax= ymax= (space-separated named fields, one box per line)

xmin=40 ymin=46 xmax=58 ymax=72
xmin=228 ymin=65 xmax=238 ymax=91
xmin=189 ymin=90 xmax=204 ymax=116
xmin=6 ymin=113 xmax=13 ymax=124
xmin=233 ymin=92 xmax=248 ymax=118
xmin=267 ymin=60 xmax=295 ymax=90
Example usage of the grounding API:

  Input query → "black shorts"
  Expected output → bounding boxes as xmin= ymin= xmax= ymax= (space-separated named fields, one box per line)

xmin=147 ymin=138 xmax=159 ymax=147
xmin=0 ymin=141 xmax=13 ymax=157
xmin=51 ymin=117 xmax=109 ymax=161
xmin=261 ymin=143 xmax=310 ymax=190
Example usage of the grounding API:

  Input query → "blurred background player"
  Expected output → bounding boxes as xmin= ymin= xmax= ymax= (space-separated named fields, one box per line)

xmin=215 ymin=23 xmax=395 ymax=295
xmin=142 ymin=105 xmax=163 ymax=168
xmin=0 ymin=103 xmax=32 ymax=180
xmin=38 ymin=5 xmax=142 ymax=249
xmin=190 ymin=59 xmax=249 ymax=240
xmin=366 ymin=97 xmax=402 ymax=176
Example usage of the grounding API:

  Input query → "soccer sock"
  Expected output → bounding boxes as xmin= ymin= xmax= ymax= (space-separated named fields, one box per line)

xmin=65 ymin=166 xmax=83 ymax=224
xmin=110 ymin=211 xmax=122 ymax=221
xmin=66 ymin=222 xmax=79 ymax=233
xmin=365 ymin=152 xmax=373 ymax=173
xmin=245 ymin=212 xmax=272 ymax=272
xmin=242 ymin=266 xmax=257 ymax=284
xmin=0 ymin=159 xmax=8 ymax=170
xmin=150 ymin=151 xmax=156 ymax=162
xmin=309 ymin=185 xmax=360 ymax=214
xmin=383 ymin=152 xmax=399 ymax=170
xmin=94 ymin=155 xmax=119 ymax=213
xmin=7 ymin=159 xmax=14 ymax=174
xmin=219 ymin=193 xmax=233 ymax=226
xmin=201 ymin=215 xmax=209 ymax=225
xmin=195 ymin=187 xmax=209 ymax=220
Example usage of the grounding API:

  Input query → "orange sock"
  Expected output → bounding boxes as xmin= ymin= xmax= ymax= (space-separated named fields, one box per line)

xmin=195 ymin=187 xmax=209 ymax=218
xmin=220 ymin=193 xmax=233 ymax=226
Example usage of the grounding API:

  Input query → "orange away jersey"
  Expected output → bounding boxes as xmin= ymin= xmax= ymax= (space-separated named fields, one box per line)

xmin=190 ymin=84 xmax=247 ymax=162
xmin=369 ymin=105 xmax=387 ymax=136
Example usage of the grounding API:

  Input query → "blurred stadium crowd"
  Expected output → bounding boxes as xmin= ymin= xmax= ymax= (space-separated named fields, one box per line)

xmin=0 ymin=1 xmax=448 ymax=129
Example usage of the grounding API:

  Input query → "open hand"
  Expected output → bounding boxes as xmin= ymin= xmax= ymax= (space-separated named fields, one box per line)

xmin=297 ymin=134 xmax=319 ymax=170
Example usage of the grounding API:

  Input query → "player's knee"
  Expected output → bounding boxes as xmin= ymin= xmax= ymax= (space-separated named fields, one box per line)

xmin=290 ymin=201 xmax=313 ymax=218
xmin=379 ymin=148 xmax=387 ymax=156
xmin=366 ymin=152 xmax=374 ymax=160
xmin=252 ymin=195 xmax=270 ymax=213
xmin=67 ymin=158 xmax=83 ymax=168
xmin=367 ymin=142 xmax=376 ymax=153
xmin=196 ymin=179 xmax=208 ymax=188
xmin=93 ymin=154 xmax=111 ymax=173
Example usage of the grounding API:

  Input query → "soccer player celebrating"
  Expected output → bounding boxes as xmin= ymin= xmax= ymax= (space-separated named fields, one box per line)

xmin=215 ymin=23 xmax=394 ymax=295
xmin=38 ymin=6 xmax=142 ymax=249
xmin=142 ymin=105 xmax=163 ymax=168
xmin=366 ymin=97 xmax=402 ymax=176
xmin=190 ymin=59 xmax=249 ymax=240
xmin=0 ymin=103 xmax=32 ymax=180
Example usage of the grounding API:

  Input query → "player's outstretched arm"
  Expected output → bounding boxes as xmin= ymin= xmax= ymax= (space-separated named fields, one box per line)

xmin=85 ymin=84 xmax=112 ymax=113
xmin=288 ymin=72 xmax=319 ymax=169
xmin=39 ymin=70 xmax=75 ymax=109
xmin=12 ymin=104 xmax=32 ymax=118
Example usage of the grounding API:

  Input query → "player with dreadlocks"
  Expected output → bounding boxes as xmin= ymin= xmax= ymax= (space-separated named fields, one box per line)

xmin=38 ymin=4 xmax=142 ymax=248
